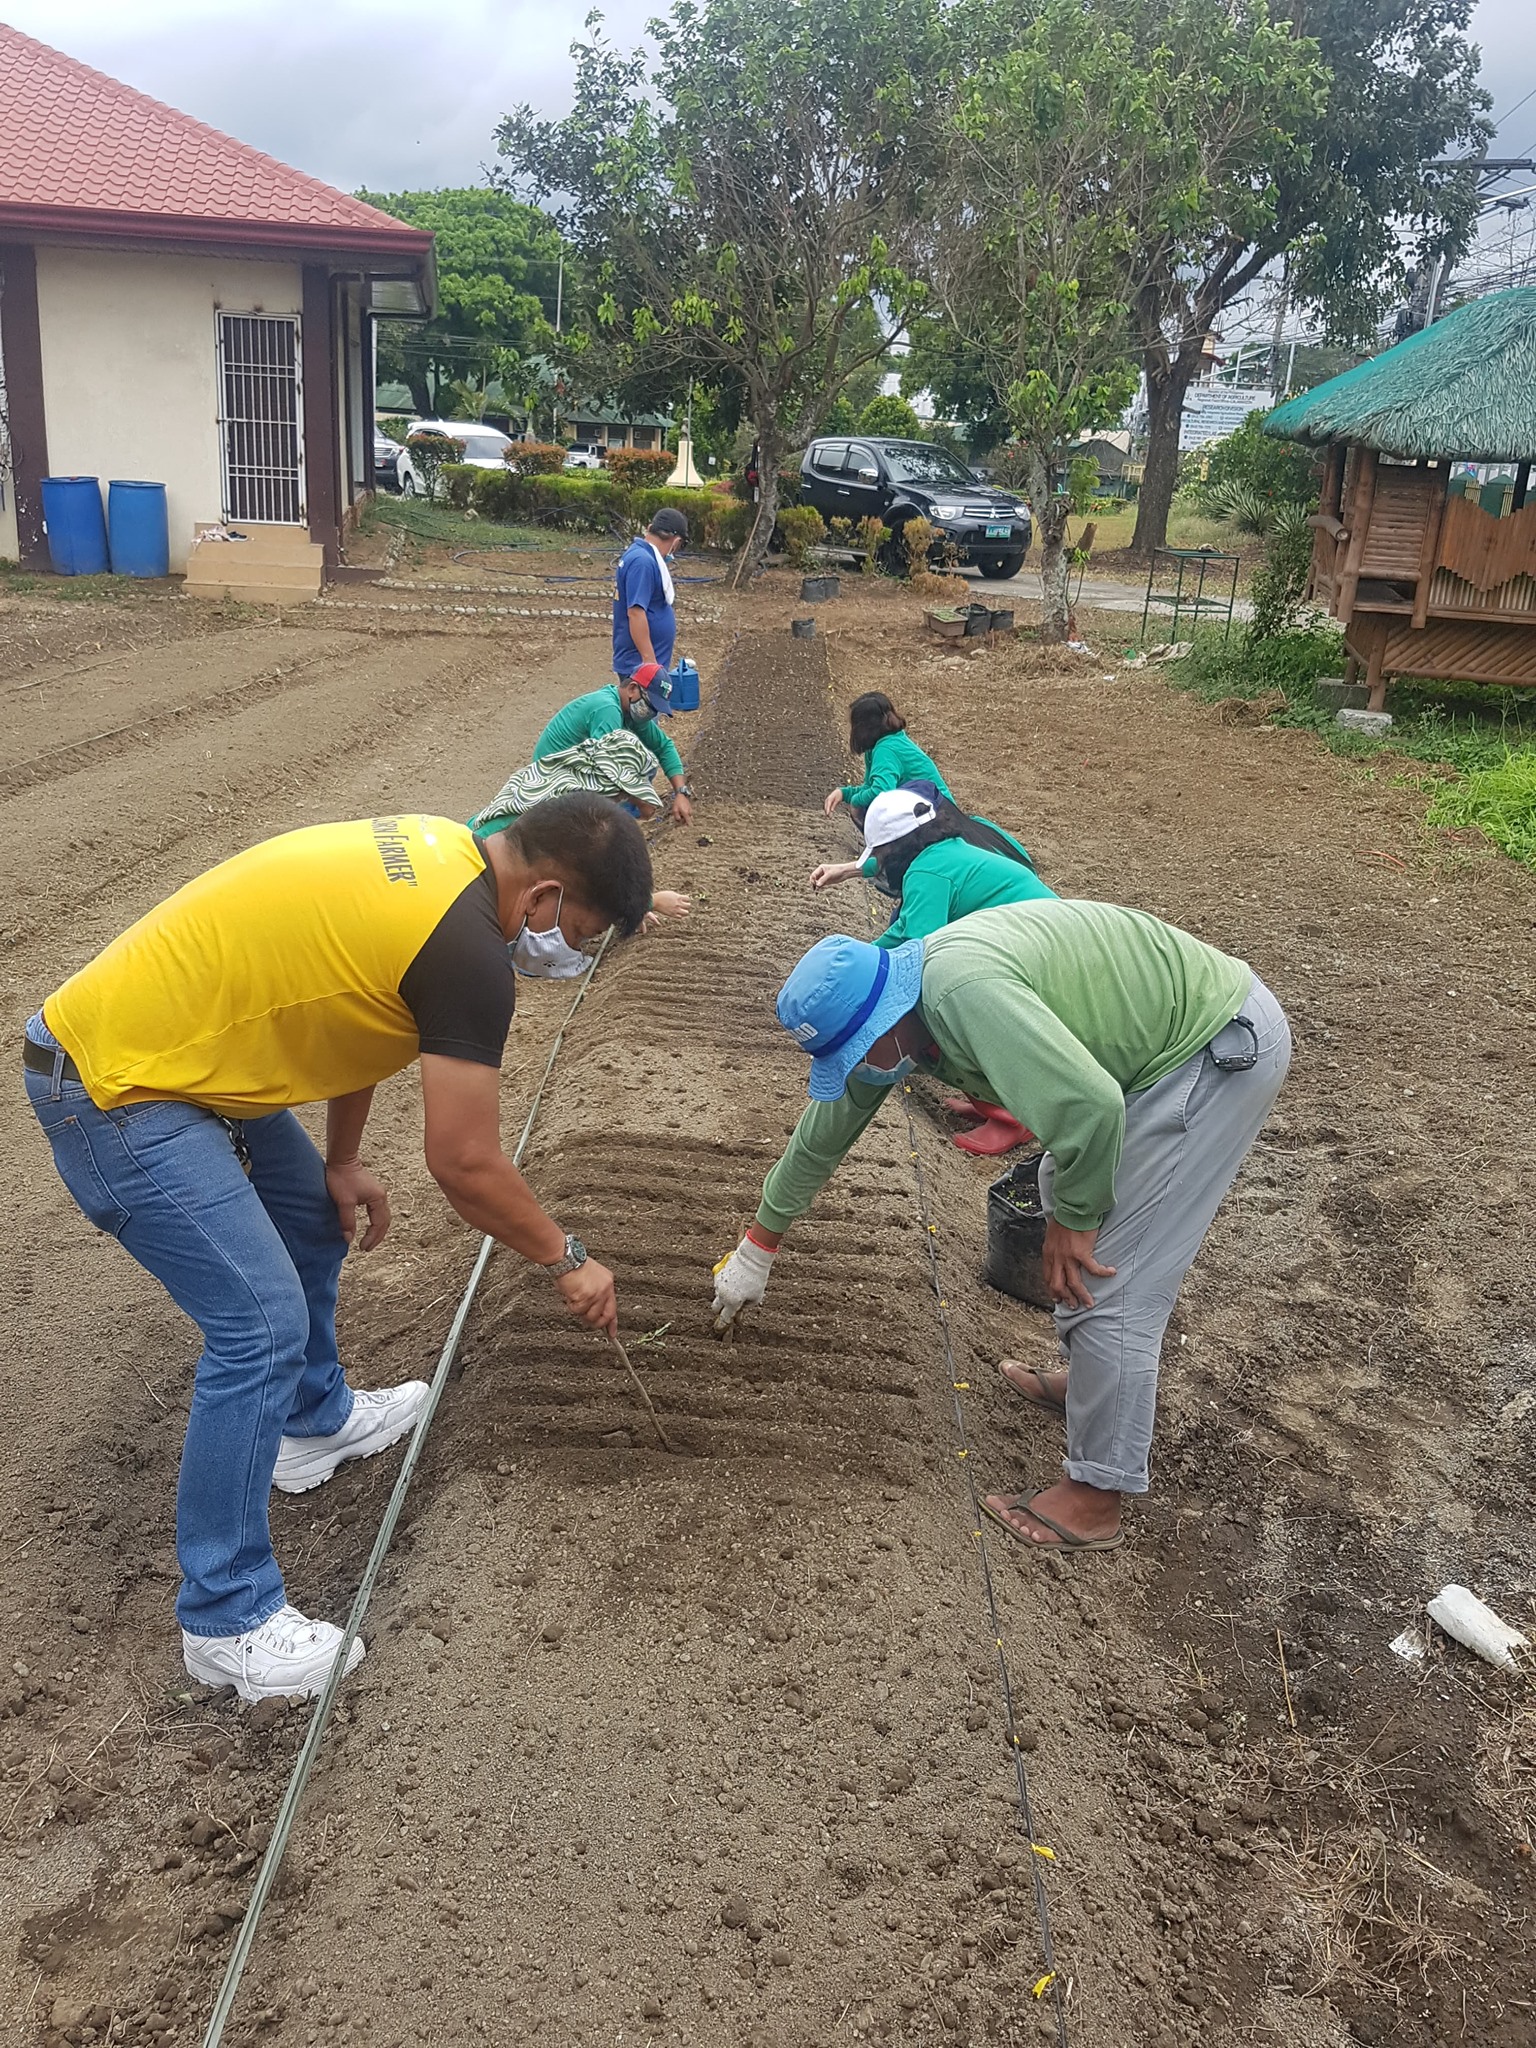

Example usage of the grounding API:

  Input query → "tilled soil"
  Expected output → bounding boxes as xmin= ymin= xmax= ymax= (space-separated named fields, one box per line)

xmin=2 ymin=560 xmax=1533 ymax=2048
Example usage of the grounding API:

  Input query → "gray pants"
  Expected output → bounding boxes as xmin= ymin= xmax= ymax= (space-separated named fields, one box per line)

xmin=1037 ymin=974 xmax=1291 ymax=1495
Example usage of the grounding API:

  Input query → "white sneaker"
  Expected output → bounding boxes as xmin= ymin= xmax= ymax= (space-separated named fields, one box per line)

xmin=183 ymin=1604 xmax=365 ymax=1702
xmin=271 ymin=1381 xmax=429 ymax=1495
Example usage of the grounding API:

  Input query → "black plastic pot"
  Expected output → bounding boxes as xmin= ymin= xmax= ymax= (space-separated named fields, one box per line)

xmin=801 ymin=573 xmax=840 ymax=602
xmin=989 ymin=607 xmax=1015 ymax=633
xmin=983 ymin=1153 xmax=1053 ymax=1309
xmin=791 ymin=617 xmax=816 ymax=639
xmin=963 ymin=603 xmax=992 ymax=637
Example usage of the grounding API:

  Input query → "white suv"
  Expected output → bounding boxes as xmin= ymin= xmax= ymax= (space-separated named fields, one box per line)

xmin=563 ymin=443 xmax=606 ymax=471
xmin=397 ymin=421 xmax=514 ymax=495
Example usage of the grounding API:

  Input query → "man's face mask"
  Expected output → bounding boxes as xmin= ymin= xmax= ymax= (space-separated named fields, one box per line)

xmin=626 ymin=694 xmax=653 ymax=727
xmin=511 ymin=886 xmax=588 ymax=979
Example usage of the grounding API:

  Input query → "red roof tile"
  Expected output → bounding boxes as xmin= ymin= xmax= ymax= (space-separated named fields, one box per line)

xmin=0 ymin=25 xmax=430 ymax=256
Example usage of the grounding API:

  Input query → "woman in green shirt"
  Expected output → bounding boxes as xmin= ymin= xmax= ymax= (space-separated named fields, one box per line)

xmin=811 ymin=787 xmax=1057 ymax=950
xmin=823 ymin=693 xmax=953 ymax=820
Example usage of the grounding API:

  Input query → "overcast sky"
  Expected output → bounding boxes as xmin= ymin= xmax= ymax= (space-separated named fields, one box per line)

xmin=9 ymin=0 xmax=1535 ymax=196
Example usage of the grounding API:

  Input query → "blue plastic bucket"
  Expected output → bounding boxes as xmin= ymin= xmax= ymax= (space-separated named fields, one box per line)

xmin=40 ymin=477 xmax=109 ymax=576
xmin=107 ymin=480 xmax=170 ymax=578
xmin=669 ymin=657 xmax=701 ymax=711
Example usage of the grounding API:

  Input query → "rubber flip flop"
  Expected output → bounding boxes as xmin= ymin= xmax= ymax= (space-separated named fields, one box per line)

xmin=953 ymin=1116 xmax=1033 ymax=1157
xmin=981 ymin=1491 xmax=1125 ymax=1553
xmin=997 ymin=1361 xmax=1067 ymax=1415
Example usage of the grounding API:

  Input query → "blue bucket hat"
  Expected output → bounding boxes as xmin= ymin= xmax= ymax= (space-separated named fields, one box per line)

xmin=776 ymin=935 xmax=926 ymax=1101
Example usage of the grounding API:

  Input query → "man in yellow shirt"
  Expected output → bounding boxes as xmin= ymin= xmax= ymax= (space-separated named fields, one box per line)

xmin=24 ymin=795 xmax=650 ymax=1701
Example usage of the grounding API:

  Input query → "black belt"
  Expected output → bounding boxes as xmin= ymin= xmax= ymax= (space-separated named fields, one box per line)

xmin=22 ymin=1037 xmax=82 ymax=1083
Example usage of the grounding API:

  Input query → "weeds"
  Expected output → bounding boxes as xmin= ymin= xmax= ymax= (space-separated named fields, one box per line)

xmin=1425 ymin=750 xmax=1536 ymax=869
xmin=358 ymin=495 xmax=547 ymax=553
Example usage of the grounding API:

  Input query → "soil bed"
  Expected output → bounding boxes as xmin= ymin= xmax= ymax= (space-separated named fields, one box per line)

xmin=0 ymin=563 xmax=1531 ymax=2048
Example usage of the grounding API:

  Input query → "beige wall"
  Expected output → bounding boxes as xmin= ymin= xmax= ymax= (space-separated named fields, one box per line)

xmin=33 ymin=247 xmax=304 ymax=570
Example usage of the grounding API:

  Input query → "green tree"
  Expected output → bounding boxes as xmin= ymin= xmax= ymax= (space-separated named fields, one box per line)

xmin=856 ymin=393 xmax=924 ymax=438
xmin=495 ymin=0 xmax=941 ymax=585
xmin=358 ymin=187 xmax=564 ymax=418
xmin=1125 ymin=0 xmax=1491 ymax=553
xmin=934 ymin=0 xmax=1196 ymax=638
xmin=899 ymin=319 xmax=1011 ymax=452
xmin=1200 ymin=408 xmax=1319 ymax=505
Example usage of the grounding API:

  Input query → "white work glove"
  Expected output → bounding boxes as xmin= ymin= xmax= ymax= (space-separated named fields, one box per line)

xmin=711 ymin=1235 xmax=776 ymax=1332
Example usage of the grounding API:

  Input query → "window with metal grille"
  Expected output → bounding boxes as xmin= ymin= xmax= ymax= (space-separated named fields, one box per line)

xmin=217 ymin=313 xmax=305 ymax=523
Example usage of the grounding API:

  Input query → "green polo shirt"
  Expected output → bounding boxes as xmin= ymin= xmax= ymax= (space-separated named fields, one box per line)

xmin=873 ymin=838 xmax=1057 ymax=951
xmin=533 ymin=685 xmax=684 ymax=782
xmin=841 ymin=732 xmax=953 ymax=810
xmin=757 ymin=900 xmax=1251 ymax=1236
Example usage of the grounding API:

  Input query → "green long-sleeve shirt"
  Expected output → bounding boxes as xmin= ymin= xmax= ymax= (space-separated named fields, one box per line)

xmin=841 ymin=732 xmax=953 ymax=811
xmin=757 ymin=900 xmax=1251 ymax=1236
xmin=873 ymin=838 xmax=1057 ymax=951
xmin=534 ymin=685 xmax=684 ymax=782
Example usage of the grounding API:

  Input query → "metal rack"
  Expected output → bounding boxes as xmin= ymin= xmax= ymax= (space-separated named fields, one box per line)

xmin=1141 ymin=545 xmax=1241 ymax=641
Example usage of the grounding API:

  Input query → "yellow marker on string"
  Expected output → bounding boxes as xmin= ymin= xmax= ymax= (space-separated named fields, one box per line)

xmin=1031 ymin=1842 xmax=1056 ymax=1861
xmin=1031 ymin=1973 xmax=1056 ymax=2000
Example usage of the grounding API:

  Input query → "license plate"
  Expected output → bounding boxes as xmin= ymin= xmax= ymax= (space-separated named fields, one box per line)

xmin=985 ymin=523 xmax=1012 ymax=539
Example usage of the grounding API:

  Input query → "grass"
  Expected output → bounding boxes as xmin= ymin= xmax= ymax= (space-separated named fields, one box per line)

xmin=357 ymin=494 xmax=555 ymax=554
xmin=1068 ymin=499 xmax=1242 ymax=556
xmin=1168 ymin=621 xmax=1536 ymax=873
xmin=0 ymin=566 xmax=136 ymax=602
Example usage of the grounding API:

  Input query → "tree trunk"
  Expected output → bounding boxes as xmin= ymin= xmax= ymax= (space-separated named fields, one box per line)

xmin=1027 ymin=445 xmax=1071 ymax=643
xmin=405 ymin=370 xmax=433 ymax=419
xmin=1131 ymin=347 xmax=1201 ymax=554
xmin=728 ymin=415 xmax=782 ymax=592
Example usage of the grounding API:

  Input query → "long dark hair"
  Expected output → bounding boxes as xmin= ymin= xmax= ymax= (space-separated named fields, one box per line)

xmin=875 ymin=789 xmax=1036 ymax=897
xmin=848 ymin=692 xmax=906 ymax=756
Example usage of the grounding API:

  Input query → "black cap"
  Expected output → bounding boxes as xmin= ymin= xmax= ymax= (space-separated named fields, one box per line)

xmin=647 ymin=506 xmax=689 ymax=540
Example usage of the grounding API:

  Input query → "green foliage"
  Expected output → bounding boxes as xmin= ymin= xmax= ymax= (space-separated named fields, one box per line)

xmin=1201 ymin=411 xmax=1319 ymax=507
xmin=1207 ymin=480 xmax=1284 ymax=536
xmin=406 ymin=429 xmax=466 ymax=503
xmin=1246 ymin=505 xmax=1316 ymax=642
xmin=439 ymin=463 xmax=476 ymax=511
xmin=900 ymin=317 xmax=1011 ymax=452
xmin=358 ymin=187 xmax=563 ymax=418
xmin=465 ymin=467 xmax=750 ymax=548
xmin=359 ymin=494 xmax=544 ymax=553
xmin=817 ymin=394 xmax=859 ymax=436
xmin=777 ymin=505 xmax=826 ymax=567
xmin=857 ymin=394 xmax=924 ymax=439
xmin=630 ymin=486 xmax=752 ymax=549
xmin=1126 ymin=0 xmax=1490 ymax=550
xmin=606 ymin=448 xmax=676 ymax=487
xmin=1065 ymin=456 xmax=1099 ymax=517
xmin=511 ymin=441 xmax=569 ymax=476
xmin=855 ymin=515 xmax=887 ymax=560
xmin=1426 ymin=752 xmax=1536 ymax=872
xmin=495 ymin=0 xmax=942 ymax=582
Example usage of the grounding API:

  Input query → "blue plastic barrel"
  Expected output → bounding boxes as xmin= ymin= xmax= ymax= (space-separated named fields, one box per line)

xmin=40 ymin=477 xmax=109 ymax=576
xmin=669 ymin=657 xmax=701 ymax=711
xmin=107 ymin=480 xmax=170 ymax=578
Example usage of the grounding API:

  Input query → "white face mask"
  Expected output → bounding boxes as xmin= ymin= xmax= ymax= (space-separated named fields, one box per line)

xmin=511 ymin=887 xmax=589 ymax=979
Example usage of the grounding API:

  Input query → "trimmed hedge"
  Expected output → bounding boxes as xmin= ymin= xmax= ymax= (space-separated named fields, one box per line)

xmin=606 ymin=448 xmax=676 ymax=486
xmin=510 ymin=441 xmax=569 ymax=476
xmin=463 ymin=468 xmax=753 ymax=548
xmin=440 ymin=464 xmax=476 ymax=511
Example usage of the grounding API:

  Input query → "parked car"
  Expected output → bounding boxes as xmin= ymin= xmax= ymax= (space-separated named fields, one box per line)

xmin=373 ymin=428 xmax=404 ymax=491
xmin=799 ymin=436 xmax=1031 ymax=579
xmin=396 ymin=420 xmax=514 ymax=495
xmin=563 ymin=442 xmax=606 ymax=471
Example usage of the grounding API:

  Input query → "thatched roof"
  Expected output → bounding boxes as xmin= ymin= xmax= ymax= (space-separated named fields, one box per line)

xmin=1264 ymin=288 xmax=1536 ymax=464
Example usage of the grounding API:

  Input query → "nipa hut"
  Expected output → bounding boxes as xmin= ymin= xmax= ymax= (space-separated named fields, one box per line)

xmin=1264 ymin=288 xmax=1536 ymax=709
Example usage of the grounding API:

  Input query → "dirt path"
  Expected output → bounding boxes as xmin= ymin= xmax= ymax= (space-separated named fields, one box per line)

xmin=2 ymin=563 xmax=1532 ymax=2048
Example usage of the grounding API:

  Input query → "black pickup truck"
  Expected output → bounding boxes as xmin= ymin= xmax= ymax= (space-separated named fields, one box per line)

xmin=799 ymin=436 xmax=1031 ymax=579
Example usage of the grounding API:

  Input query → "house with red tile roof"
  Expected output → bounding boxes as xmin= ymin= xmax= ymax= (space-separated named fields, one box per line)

xmin=0 ymin=26 xmax=434 ymax=593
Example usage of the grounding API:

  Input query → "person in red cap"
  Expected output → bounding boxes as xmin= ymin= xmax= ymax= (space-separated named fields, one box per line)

xmin=530 ymin=664 xmax=693 ymax=825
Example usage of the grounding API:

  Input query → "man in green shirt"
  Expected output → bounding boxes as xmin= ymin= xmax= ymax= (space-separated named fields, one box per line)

xmin=710 ymin=902 xmax=1291 ymax=1552
xmin=534 ymin=663 xmax=693 ymax=825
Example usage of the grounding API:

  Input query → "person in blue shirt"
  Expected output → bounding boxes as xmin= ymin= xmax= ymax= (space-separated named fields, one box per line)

xmin=614 ymin=507 xmax=688 ymax=680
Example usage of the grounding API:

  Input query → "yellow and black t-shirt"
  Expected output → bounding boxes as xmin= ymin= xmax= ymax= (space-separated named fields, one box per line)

xmin=45 ymin=816 xmax=515 ymax=1115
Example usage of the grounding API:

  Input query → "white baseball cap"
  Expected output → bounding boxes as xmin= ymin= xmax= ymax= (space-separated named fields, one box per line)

xmin=862 ymin=788 xmax=937 ymax=854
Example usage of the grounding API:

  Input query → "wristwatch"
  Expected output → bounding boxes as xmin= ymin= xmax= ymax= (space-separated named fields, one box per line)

xmin=543 ymin=1232 xmax=589 ymax=1278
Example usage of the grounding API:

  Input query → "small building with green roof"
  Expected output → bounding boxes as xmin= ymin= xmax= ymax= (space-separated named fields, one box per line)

xmin=1265 ymin=288 xmax=1536 ymax=708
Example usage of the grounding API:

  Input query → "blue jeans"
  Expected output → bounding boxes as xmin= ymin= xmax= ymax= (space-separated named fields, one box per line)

xmin=25 ymin=1055 xmax=353 ymax=1636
